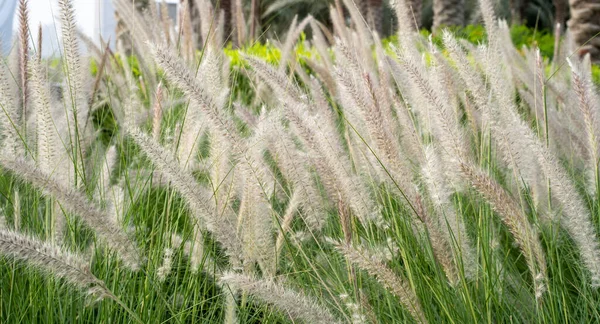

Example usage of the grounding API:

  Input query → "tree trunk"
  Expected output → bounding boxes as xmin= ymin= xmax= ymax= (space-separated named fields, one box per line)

xmin=509 ymin=0 xmax=524 ymax=24
xmin=568 ymin=0 xmax=600 ymax=62
xmin=218 ymin=0 xmax=233 ymax=41
xmin=249 ymin=0 xmax=260 ymax=42
xmin=433 ymin=0 xmax=464 ymax=29
xmin=554 ymin=0 xmax=568 ymax=28
xmin=187 ymin=0 xmax=204 ymax=48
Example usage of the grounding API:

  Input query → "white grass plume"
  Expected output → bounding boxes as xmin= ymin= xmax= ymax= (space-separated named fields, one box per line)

xmin=422 ymin=146 xmax=477 ymax=279
xmin=0 ymin=54 xmax=22 ymax=155
xmin=220 ymin=272 xmax=341 ymax=324
xmin=149 ymin=43 xmax=239 ymax=146
xmin=0 ymin=228 xmax=110 ymax=299
xmin=30 ymin=58 xmax=59 ymax=175
xmin=0 ymin=157 xmax=142 ymax=270
xmin=126 ymin=126 xmax=243 ymax=269
xmin=460 ymin=163 xmax=547 ymax=298
xmin=569 ymin=59 xmax=600 ymax=196
xmin=336 ymin=243 xmax=427 ymax=323
xmin=244 ymin=55 xmax=380 ymax=226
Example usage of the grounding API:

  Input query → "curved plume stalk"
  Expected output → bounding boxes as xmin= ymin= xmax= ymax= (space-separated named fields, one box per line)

xmin=126 ymin=126 xmax=243 ymax=269
xmin=569 ymin=60 xmax=600 ymax=196
xmin=238 ymin=121 xmax=277 ymax=275
xmin=336 ymin=243 xmax=428 ymax=323
xmin=422 ymin=146 xmax=477 ymax=279
xmin=149 ymin=43 xmax=239 ymax=147
xmin=461 ymin=163 xmax=547 ymax=298
xmin=220 ymin=272 xmax=341 ymax=324
xmin=244 ymin=55 xmax=380 ymax=226
xmin=0 ymin=157 xmax=142 ymax=270
xmin=0 ymin=228 xmax=111 ymax=299
xmin=30 ymin=59 xmax=59 ymax=175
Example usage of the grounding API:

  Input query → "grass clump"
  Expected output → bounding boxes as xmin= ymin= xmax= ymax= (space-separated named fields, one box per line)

xmin=1 ymin=0 xmax=600 ymax=323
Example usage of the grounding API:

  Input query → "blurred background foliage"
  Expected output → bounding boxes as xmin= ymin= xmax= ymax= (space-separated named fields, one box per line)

xmin=121 ymin=0 xmax=598 ymax=62
xmin=234 ymin=0 xmax=561 ymax=38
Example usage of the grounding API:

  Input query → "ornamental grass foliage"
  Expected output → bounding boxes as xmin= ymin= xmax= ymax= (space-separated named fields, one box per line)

xmin=1 ymin=0 xmax=600 ymax=322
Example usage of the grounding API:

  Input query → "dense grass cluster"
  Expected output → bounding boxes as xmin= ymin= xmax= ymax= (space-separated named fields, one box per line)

xmin=1 ymin=0 xmax=600 ymax=322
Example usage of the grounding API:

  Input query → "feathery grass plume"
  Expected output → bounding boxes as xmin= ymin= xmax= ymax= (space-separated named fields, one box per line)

xmin=441 ymin=31 xmax=491 ymax=122
xmin=481 ymin=40 xmax=600 ymax=286
xmin=392 ymin=0 xmax=419 ymax=44
xmin=237 ymin=121 xmax=277 ymax=275
xmin=340 ymin=0 xmax=373 ymax=64
xmin=58 ymin=0 xmax=93 ymax=186
xmin=180 ymin=0 xmax=195 ymax=63
xmin=152 ymin=82 xmax=164 ymax=141
xmin=195 ymin=0 xmax=214 ymax=46
xmin=395 ymin=48 xmax=468 ymax=171
xmin=478 ymin=0 xmax=498 ymax=41
xmin=195 ymin=50 xmax=230 ymax=123
xmin=414 ymin=193 xmax=459 ymax=284
xmin=176 ymin=109 xmax=205 ymax=170
xmin=568 ymin=59 xmax=600 ymax=196
xmin=58 ymin=0 xmax=86 ymax=112
xmin=243 ymin=55 xmax=303 ymax=102
xmin=268 ymin=120 xmax=328 ymax=232
xmin=275 ymin=191 xmax=302 ymax=253
xmin=460 ymin=163 xmax=547 ymax=298
xmin=126 ymin=126 xmax=243 ymax=269
xmin=149 ymin=43 xmax=239 ymax=146
xmin=157 ymin=248 xmax=173 ymax=282
xmin=220 ymin=272 xmax=341 ymax=324
xmin=0 ymin=228 xmax=110 ymax=299
xmin=309 ymin=19 xmax=334 ymax=70
xmin=223 ymin=285 xmax=238 ymax=324
xmin=279 ymin=16 xmax=312 ymax=71
xmin=0 ymin=53 xmax=22 ymax=156
xmin=30 ymin=58 xmax=59 ymax=175
xmin=328 ymin=5 xmax=348 ymax=42
xmin=18 ymin=0 xmax=29 ymax=127
xmin=336 ymin=243 xmax=427 ymax=324
xmin=237 ymin=174 xmax=276 ymax=275
xmin=533 ymin=141 xmax=600 ymax=286
xmin=422 ymin=146 xmax=477 ymax=279
xmin=99 ymin=145 xmax=117 ymax=194
xmin=0 ymin=157 xmax=142 ymax=270
xmin=291 ymin=102 xmax=380 ymax=225
xmin=30 ymin=56 xmax=69 ymax=242
xmin=36 ymin=23 xmax=42 ymax=62
xmin=159 ymin=0 xmax=173 ymax=46
xmin=244 ymin=55 xmax=380 ymax=226
xmin=190 ymin=228 xmax=205 ymax=273
xmin=334 ymin=44 xmax=415 ymax=200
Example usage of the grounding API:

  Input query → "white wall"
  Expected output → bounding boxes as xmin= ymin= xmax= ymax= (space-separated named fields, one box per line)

xmin=6 ymin=0 xmax=178 ymax=57
xmin=10 ymin=0 xmax=99 ymax=57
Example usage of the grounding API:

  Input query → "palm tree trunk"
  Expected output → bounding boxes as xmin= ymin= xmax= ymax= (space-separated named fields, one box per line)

xmin=433 ymin=0 xmax=464 ymax=29
xmin=554 ymin=0 xmax=567 ymax=28
xmin=249 ymin=0 xmax=260 ymax=42
xmin=568 ymin=0 xmax=600 ymax=62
